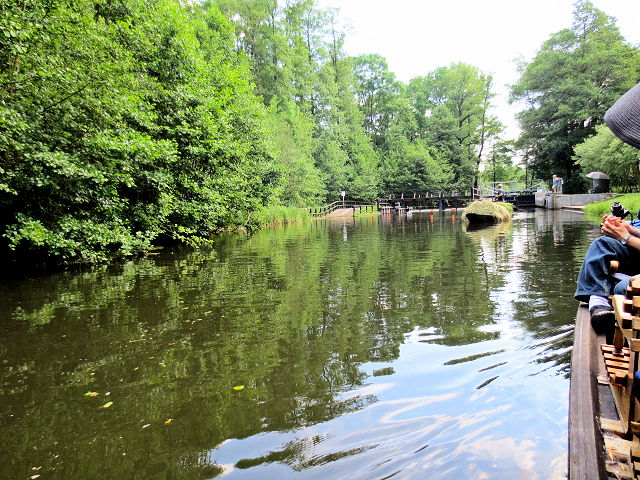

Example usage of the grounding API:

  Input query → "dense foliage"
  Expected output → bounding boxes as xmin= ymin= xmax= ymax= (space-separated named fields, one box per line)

xmin=215 ymin=1 xmax=500 ymax=199
xmin=1 ymin=0 xmax=277 ymax=264
xmin=573 ymin=125 xmax=640 ymax=192
xmin=511 ymin=0 xmax=640 ymax=193
xmin=3 ymin=0 xmax=639 ymax=265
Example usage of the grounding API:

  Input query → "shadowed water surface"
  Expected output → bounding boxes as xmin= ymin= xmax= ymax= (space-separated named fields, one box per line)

xmin=0 ymin=209 xmax=599 ymax=479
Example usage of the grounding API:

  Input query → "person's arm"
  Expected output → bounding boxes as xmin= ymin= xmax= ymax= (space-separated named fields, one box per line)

xmin=625 ymin=222 xmax=640 ymax=239
xmin=602 ymin=216 xmax=640 ymax=251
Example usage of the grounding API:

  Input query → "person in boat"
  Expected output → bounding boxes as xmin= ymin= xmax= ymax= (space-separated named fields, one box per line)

xmin=493 ymin=184 xmax=505 ymax=202
xmin=574 ymin=81 xmax=640 ymax=333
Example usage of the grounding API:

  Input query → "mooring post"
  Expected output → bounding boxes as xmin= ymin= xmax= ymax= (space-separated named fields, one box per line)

xmin=438 ymin=198 xmax=444 ymax=212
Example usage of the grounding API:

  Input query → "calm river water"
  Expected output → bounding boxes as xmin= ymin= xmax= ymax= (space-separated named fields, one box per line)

xmin=1 ymin=209 xmax=600 ymax=479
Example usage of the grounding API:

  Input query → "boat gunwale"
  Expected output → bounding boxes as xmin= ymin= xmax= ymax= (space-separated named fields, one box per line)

xmin=568 ymin=303 xmax=608 ymax=479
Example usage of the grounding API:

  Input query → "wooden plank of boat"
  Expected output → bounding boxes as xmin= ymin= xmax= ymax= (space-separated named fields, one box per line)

xmin=570 ymin=302 xmax=640 ymax=478
xmin=569 ymin=303 xmax=609 ymax=479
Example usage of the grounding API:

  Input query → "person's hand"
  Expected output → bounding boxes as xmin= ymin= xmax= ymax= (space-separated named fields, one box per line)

xmin=601 ymin=215 xmax=629 ymax=240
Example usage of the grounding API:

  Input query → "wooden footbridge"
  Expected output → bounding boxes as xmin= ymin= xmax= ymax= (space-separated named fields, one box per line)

xmin=305 ymin=185 xmax=539 ymax=217
xmin=380 ymin=187 xmax=537 ymax=212
xmin=378 ymin=188 xmax=479 ymax=213
xmin=305 ymin=201 xmax=379 ymax=217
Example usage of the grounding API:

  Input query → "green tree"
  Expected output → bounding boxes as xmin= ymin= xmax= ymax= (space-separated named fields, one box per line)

xmin=407 ymin=63 xmax=500 ymax=188
xmin=312 ymin=15 xmax=379 ymax=201
xmin=573 ymin=124 xmax=640 ymax=192
xmin=479 ymin=140 xmax=525 ymax=185
xmin=510 ymin=0 xmax=640 ymax=192
xmin=0 ymin=0 xmax=277 ymax=265
xmin=352 ymin=54 xmax=406 ymax=150
xmin=216 ymin=0 xmax=379 ymax=203
xmin=379 ymin=132 xmax=453 ymax=193
xmin=264 ymin=99 xmax=326 ymax=205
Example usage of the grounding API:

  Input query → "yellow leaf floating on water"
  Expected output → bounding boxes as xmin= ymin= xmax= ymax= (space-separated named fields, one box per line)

xmin=233 ymin=385 xmax=244 ymax=391
xmin=100 ymin=401 xmax=113 ymax=409
xmin=142 ymin=424 xmax=151 ymax=429
xmin=164 ymin=418 xmax=173 ymax=424
xmin=84 ymin=391 xmax=99 ymax=397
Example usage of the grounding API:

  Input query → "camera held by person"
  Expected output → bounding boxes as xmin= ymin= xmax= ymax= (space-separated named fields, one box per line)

xmin=611 ymin=202 xmax=631 ymax=220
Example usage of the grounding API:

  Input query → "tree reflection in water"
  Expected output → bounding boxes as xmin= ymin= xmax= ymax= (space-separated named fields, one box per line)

xmin=0 ymin=209 xmax=593 ymax=478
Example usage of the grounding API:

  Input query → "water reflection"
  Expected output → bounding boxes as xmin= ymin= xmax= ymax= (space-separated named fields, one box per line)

xmin=0 ymin=209 xmax=596 ymax=479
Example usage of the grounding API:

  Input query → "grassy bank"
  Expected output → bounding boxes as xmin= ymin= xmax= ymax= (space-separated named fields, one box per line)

xmin=253 ymin=206 xmax=311 ymax=226
xmin=584 ymin=194 xmax=640 ymax=218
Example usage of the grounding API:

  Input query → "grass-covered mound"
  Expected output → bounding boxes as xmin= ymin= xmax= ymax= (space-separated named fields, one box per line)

xmin=584 ymin=194 xmax=640 ymax=218
xmin=462 ymin=200 xmax=513 ymax=223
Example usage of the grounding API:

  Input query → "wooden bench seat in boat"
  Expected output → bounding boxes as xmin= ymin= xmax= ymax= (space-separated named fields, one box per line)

xmin=599 ymin=276 xmax=640 ymax=478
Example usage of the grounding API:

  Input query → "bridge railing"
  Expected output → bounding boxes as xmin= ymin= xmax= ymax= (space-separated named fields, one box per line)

xmin=304 ymin=187 xmax=489 ymax=217
xmin=383 ymin=188 xmax=481 ymax=200
xmin=479 ymin=180 xmax=545 ymax=197
xmin=305 ymin=200 xmax=376 ymax=217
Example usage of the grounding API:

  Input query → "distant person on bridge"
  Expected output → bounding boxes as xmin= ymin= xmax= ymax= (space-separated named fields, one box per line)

xmin=493 ymin=184 xmax=505 ymax=202
xmin=574 ymin=81 xmax=640 ymax=336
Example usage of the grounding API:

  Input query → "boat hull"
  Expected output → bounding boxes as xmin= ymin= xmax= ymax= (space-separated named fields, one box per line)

xmin=568 ymin=303 xmax=608 ymax=478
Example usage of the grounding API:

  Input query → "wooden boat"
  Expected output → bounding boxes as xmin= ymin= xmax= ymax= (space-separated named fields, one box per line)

xmin=569 ymin=277 xmax=640 ymax=478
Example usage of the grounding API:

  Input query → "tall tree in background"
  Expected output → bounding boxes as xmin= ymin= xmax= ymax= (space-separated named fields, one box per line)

xmin=218 ymin=0 xmax=378 ymax=202
xmin=407 ymin=63 xmax=500 ymax=188
xmin=216 ymin=0 xmax=327 ymax=204
xmin=352 ymin=54 xmax=405 ymax=150
xmin=510 ymin=0 xmax=640 ymax=193
xmin=479 ymin=140 xmax=523 ymax=185
xmin=313 ymin=13 xmax=379 ymax=201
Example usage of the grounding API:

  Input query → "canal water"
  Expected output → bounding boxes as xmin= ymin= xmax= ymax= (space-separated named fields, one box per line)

xmin=1 ymin=209 xmax=599 ymax=479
